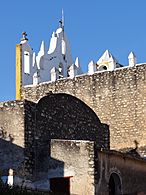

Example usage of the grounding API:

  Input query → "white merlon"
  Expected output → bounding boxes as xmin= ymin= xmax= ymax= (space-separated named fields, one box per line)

xmin=88 ymin=61 xmax=96 ymax=75
xmin=50 ymin=67 xmax=59 ymax=81
xmin=36 ymin=41 xmax=45 ymax=69
xmin=75 ymin=57 xmax=80 ymax=68
xmin=33 ymin=71 xmax=40 ymax=86
xmin=20 ymin=16 xmax=143 ymax=86
xmin=97 ymin=50 xmax=111 ymax=63
xmin=75 ymin=57 xmax=82 ymax=75
xmin=97 ymin=50 xmax=118 ymax=71
xmin=40 ymin=41 xmax=45 ymax=55
xmin=32 ymin=52 xmax=36 ymax=67
xmin=48 ymin=32 xmax=58 ymax=54
xmin=69 ymin=64 xmax=77 ymax=78
xmin=108 ymin=55 xmax=116 ymax=71
xmin=128 ymin=52 xmax=136 ymax=67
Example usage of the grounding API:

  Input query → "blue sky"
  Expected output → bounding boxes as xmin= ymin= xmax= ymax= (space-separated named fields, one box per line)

xmin=0 ymin=0 xmax=146 ymax=101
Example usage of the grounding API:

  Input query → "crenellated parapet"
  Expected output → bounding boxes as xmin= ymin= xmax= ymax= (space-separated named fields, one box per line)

xmin=16 ymin=14 xmax=142 ymax=100
xmin=21 ymin=63 xmax=146 ymax=156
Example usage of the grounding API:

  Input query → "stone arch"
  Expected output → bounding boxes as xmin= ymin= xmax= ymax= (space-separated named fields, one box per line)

xmin=34 ymin=93 xmax=109 ymax=171
xmin=109 ymin=172 xmax=122 ymax=195
xmin=36 ymin=93 xmax=106 ymax=142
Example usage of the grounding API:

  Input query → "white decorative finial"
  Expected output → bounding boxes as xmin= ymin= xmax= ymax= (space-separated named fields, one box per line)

xmin=62 ymin=9 xmax=64 ymax=29
xmin=33 ymin=71 xmax=40 ymax=86
xmin=50 ymin=67 xmax=59 ymax=81
xmin=128 ymin=52 xmax=136 ymax=67
xmin=21 ymin=32 xmax=28 ymax=41
xmin=88 ymin=60 xmax=96 ymax=75
xmin=40 ymin=41 xmax=45 ymax=55
xmin=59 ymin=9 xmax=65 ymax=30
xmin=75 ymin=57 xmax=80 ymax=68
xmin=20 ymin=32 xmax=29 ymax=44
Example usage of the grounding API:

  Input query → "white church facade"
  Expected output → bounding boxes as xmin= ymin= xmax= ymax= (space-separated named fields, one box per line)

xmin=18 ymin=12 xmax=137 ymax=88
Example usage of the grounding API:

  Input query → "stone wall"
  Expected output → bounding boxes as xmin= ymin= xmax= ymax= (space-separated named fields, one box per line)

xmin=36 ymin=94 xmax=109 ymax=149
xmin=96 ymin=150 xmax=146 ymax=195
xmin=0 ymin=101 xmax=24 ymax=173
xmin=50 ymin=139 xmax=95 ymax=195
xmin=0 ymin=100 xmax=37 ymax=178
xmin=0 ymin=91 xmax=146 ymax=193
xmin=23 ymin=100 xmax=36 ymax=178
xmin=0 ymin=94 xmax=109 ymax=179
xmin=26 ymin=93 xmax=109 ymax=178
xmin=13 ymin=94 xmax=109 ymax=179
xmin=21 ymin=64 xmax=146 ymax=154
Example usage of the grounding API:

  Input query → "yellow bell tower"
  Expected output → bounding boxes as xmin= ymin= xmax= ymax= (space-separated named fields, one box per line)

xmin=16 ymin=43 xmax=22 ymax=100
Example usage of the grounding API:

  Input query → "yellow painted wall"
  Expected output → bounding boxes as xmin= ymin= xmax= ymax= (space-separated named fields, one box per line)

xmin=16 ymin=44 xmax=22 ymax=100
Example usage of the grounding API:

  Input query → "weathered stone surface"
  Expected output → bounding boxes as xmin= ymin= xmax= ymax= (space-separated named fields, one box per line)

xmin=96 ymin=150 xmax=146 ymax=195
xmin=0 ymin=64 xmax=146 ymax=194
xmin=50 ymin=139 xmax=95 ymax=195
xmin=0 ymin=101 xmax=24 ymax=173
xmin=21 ymin=64 xmax=146 ymax=154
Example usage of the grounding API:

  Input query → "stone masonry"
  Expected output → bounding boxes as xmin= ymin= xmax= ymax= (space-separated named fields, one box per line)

xmin=23 ymin=93 xmax=109 ymax=178
xmin=96 ymin=150 xmax=146 ymax=194
xmin=50 ymin=139 xmax=95 ymax=195
xmin=0 ymin=101 xmax=24 ymax=174
xmin=21 ymin=64 xmax=146 ymax=155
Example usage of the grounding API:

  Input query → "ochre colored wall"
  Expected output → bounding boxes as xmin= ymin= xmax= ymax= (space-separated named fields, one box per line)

xmin=16 ymin=44 xmax=22 ymax=100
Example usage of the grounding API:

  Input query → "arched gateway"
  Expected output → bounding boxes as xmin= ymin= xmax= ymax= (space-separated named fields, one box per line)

xmin=33 ymin=93 xmax=109 ymax=172
xmin=109 ymin=173 xmax=122 ymax=195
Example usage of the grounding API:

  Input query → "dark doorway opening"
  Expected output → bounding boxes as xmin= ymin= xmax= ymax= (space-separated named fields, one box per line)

xmin=50 ymin=177 xmax=70 ymax=194
xmin=109 ymin=173 xmax=122 ymax=195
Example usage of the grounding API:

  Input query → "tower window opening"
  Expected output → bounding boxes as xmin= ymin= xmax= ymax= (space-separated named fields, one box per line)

xmin=59 ymin=62 xmax=63 ymax=79
xmin=98 ymin=65 xmax=108 ymax=71
xmin=63 ymin=54 xmax=66 ymax=61
xmin=67 ymin=66 xmax=70 ymax=77
xmin=103 ymin=66 xmax=107 ymax=70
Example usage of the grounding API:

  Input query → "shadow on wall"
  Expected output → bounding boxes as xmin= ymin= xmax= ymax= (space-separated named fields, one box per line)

xmin=0 ymin=138 xmax=24 ymax=176
xmin=120 ymin=140 xmax=142 ymax=158
xmin=0 ymin=137 xmax=65 ymax=193
xmin=36 ymin=93 xmax=110 ymax=148
xmin=24 ymin=100 xmax=65 ymax=181
xmin=0 ymin=93 xmax=110 ymax=193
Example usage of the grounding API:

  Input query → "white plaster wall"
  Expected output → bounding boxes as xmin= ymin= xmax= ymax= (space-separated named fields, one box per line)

xmin=39 ymin=27 xmax=73 ymax=83
xmin=21 ymin=27 xmax=73 ymax=85
xmin=21 ymin=41 xmax=37 ymax=86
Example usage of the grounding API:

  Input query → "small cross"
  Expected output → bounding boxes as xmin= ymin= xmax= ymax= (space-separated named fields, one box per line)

xmin=21 ymin=32 xmax=28 ymax=41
